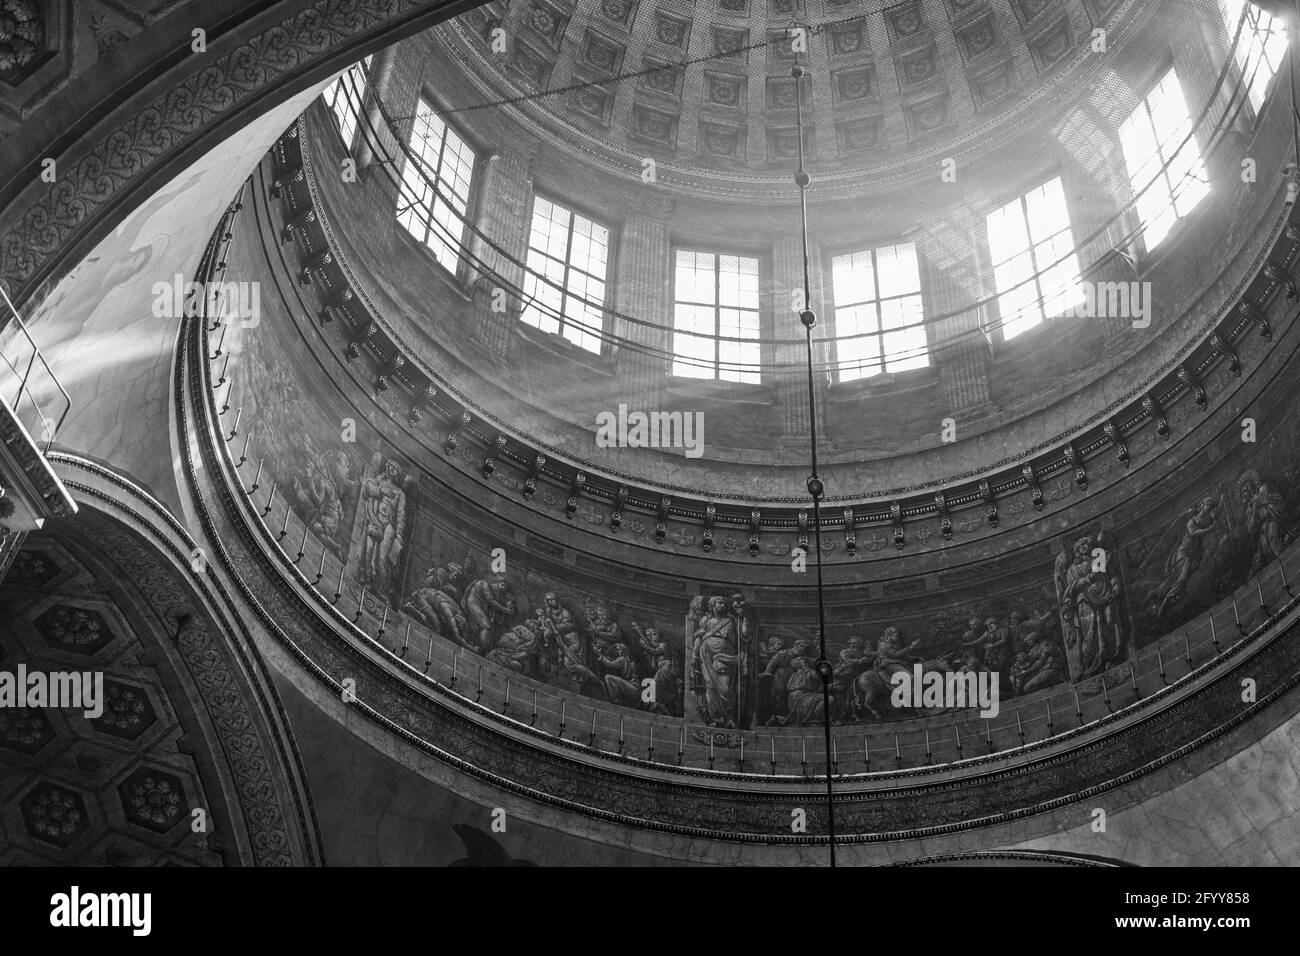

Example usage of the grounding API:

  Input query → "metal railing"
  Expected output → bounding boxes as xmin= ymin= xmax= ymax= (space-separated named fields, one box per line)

xmin=202 ymin=169 xmax=1300 ymax=782
xmin=0 ymin=284 xmax=71 ymax=454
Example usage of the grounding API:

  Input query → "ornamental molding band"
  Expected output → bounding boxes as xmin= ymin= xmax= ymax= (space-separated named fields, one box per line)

xmin=0 ymin=0 xmax=479 ymax=307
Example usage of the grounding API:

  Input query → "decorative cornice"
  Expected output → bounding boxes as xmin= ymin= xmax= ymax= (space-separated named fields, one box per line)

xmin=622 ymin=189 xmax=674 ymax=220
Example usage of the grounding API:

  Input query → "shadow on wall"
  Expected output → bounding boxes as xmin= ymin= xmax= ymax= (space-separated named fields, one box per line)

xmin=448 ymin=824 xmax=538 ymax=867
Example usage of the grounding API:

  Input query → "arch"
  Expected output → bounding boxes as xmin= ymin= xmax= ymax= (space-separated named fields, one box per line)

xmin=0 ymin=460 xmax=323 ymax=865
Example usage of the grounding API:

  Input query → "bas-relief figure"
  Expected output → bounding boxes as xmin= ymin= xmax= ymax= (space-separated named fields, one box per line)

xmin=242 ymin=349 xmax=362 ymax=559
xmin=243 ymin=342 xmax=421 ymax=606
xmin=687 ymin=594 xmax=754 ymax=729
xmin=756 ymin=602 xmax=1072 ymax=726
xmin=402 ymin=557 xmax=474 ymax=639
xmin=400 ymin=557 xmax=686 ymax=716
xmin=1054 ymin=529 xmax=1130 ymax=683
xmin=1129 ymin=459 xmax=1298 ymax=638
xmin=354 ymin=455 xmax=414 ymax=606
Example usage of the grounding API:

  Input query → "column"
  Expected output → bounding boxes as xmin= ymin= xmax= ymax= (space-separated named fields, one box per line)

xmin=467 ymin=136 xmax=539 ymax=362
xmin=772 ymin=231 xmax=828 ymax=446
xmin=612 ymin=190 xmax=673 ymax=408
xmin=911 ymin=211 xmax=995 ymax=420
xmin=362 ymin=41 xmax=423 ymax=210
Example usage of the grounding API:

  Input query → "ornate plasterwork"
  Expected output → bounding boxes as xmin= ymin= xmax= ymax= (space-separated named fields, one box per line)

xmin=43 ymin=458 xmax=325 ymax=865
xmin=0 ymin=0 xmax=473 ymax=305
xmin=431 ymin=0 xmax=1155 ymax=202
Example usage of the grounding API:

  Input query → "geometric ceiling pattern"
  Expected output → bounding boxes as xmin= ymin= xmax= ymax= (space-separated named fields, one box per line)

xmin=0 ymin=541 xmax=223 ymax=866
xmin=444 ymin=0 xmax=1132 ymax=182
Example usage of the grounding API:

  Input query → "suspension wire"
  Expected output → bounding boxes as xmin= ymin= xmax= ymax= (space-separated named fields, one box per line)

xmin=792 ymin=63 xmax=837 ymax=869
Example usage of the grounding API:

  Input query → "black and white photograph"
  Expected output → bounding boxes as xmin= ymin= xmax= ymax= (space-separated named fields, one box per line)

xmin=0 ymin=0 xmax=1293 ymax=932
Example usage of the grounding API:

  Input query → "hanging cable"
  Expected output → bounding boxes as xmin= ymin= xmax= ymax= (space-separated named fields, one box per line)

xmin=791 ymin=62 xmax=837 ymax=869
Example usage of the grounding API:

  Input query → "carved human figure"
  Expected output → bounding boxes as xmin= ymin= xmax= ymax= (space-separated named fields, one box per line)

xmin=849 ymin=626 xmax=949 ymax=720
xmin=830 ymin=639 xmax=871 ymax=719
xmin=461 ymin=575 xmax=515 ymax=654
xmin=487 ymin=618 xmax=543 ymax=676
xmin=1239 ymin=473 xmax=1286 ymax=574
xmin=597 ymin=641 xmax=642 ymax=706
xmin=767 ymin=657 xmax=828 ymax=727
xmin=762 ymin=637 xmax=811 ymax=719
xmin=692 ymin=596 xmax=742 ymax=728
xmin=685 ymin=596 xmax=706 ymax=704
xmin=589 ymin=604 xmax=622 ymax=654
xmin=403 ymin=561 xmax=471 ymax=641
xmin=1055 ymin=533 xmax=1128 ymax=682
xmin=872 ymin=626 xmax=926 ymax=679
xmin=1146 ymin=497 xmax=1221 ymax=616
xmin=729 ymin=593 xmax=753 ymax=723
xmin=1010 ymin=628 xmax=1068 ymax=695
xmin=547 ymin=594 xmax=599 ymax=690
xmin=632 ymin=623 xmax=679 ymax=714
xmin=357 ymin=459 xmax=407 ymax=599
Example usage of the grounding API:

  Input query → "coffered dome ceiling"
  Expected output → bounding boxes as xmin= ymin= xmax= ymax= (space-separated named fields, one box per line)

xmin=440 ymin=0 xmax=1142 ymax=194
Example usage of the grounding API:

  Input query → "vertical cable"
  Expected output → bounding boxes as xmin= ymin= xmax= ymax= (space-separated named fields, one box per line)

xmin=792 ymin=62 xmax=837 ymax=869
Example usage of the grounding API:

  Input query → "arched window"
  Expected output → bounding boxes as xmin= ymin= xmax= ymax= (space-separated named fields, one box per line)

xmin=396 ymin=98 xmax=477 ymax=274
xmin=671 ymin=250 xmax=761 ymax=383
xmin=829 ymin=242 xmax=926 ymax=380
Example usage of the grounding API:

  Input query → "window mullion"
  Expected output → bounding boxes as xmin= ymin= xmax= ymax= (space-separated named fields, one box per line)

xmin=1022 ymin=196 xmax=1044 ymax=317
xmin=431 ymin=125 xmax=449 ymax=249
xmin=871 ymin=250 xmax=883 ymax=372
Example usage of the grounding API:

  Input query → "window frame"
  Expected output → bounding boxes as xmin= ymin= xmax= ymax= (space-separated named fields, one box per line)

xmin=321 ymin=56 xmax=374 ymax=151
xmin=825 ymin=240 xmax=930 ymax=382
xmin=1223 ymin=0 xmax=1289 ymax=115
xmin=519 ymin=190 xmax=616 ymax=356
xmin=1117 ymin=65 xmax=1211 ymax=256
xmin=668 ymin=245 xmax=766 ymax=385
xmin=983 ymin=174 xmax=1082 ymax=344
xmin=395 ymin=94 xmax=481 ymax=280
